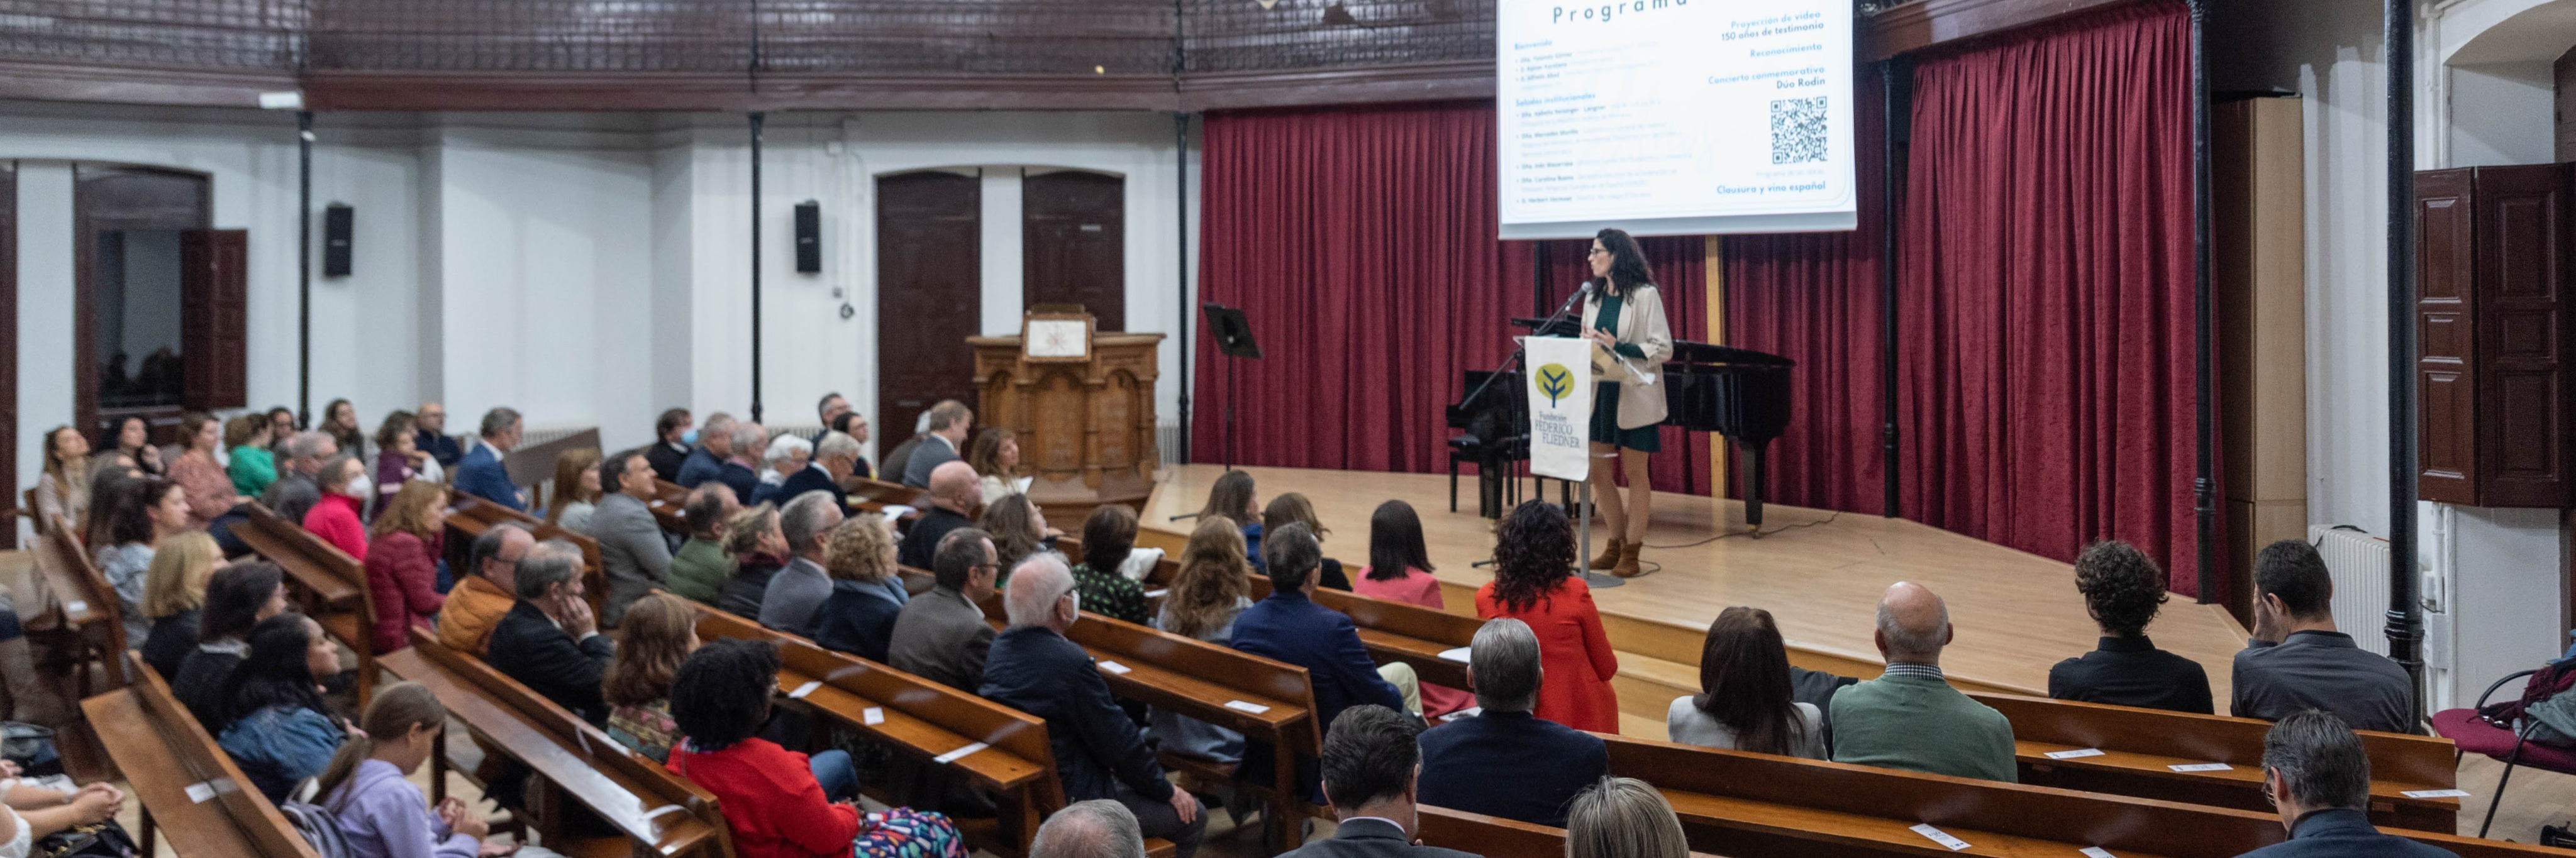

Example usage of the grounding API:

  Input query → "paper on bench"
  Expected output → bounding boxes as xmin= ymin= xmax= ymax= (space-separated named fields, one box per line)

xmin=63 ymin=601 xmax=84 ymax=613
xmin=933 ymin=742 xmax=990 ymax=764
xmin=1224 ymin=700 xmax=1270 ymax=715
xmin=184 ymin=778 xmax=237 ymax=804
xmin=1436 ymin=647 xmax=1472 ymax=664
xmin=1907 ymin=823 xmax=1968 ymax=851
xmin=2081 ymin=848 xmax=2116 ymax=858
xmin=788 ymin=680 xmax=823 ymax=699
xmin=863 ymin=707 xmax=886 ymax=726
xmin=882 ymin=505 xmax=918 ymax=519
xmin=1144 ymin=589 xmax=1170 ymax=599
xmin=2043 ymin=748 xmax=2106 ymax=760
xmin=2402 ymin=789 xmax=2471 ymax=799
xmin=2168 ymin=762 xmax=2232 ymax=773
xmin=644 ymin=805 xmax=688 ymax=820
xmin=1098 ymin=661 xmax=1132 ymax=676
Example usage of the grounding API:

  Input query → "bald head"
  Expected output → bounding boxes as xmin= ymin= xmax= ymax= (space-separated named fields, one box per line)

xmin=1874 ymin=581 xmax=1952 ymax=665
xmin=1031 ymin=799 xmax=1144 ymax=858
xmin=930 ymin=460 xmax=980 ymax=511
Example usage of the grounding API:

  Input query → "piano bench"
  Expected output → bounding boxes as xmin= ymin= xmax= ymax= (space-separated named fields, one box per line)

xmin=1448 ymin=436 xmax=1527 ymax=515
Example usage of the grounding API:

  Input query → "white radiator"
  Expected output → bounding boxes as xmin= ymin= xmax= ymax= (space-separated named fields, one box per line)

xmin=2307 ymin=525 xmax=2393 ymax=656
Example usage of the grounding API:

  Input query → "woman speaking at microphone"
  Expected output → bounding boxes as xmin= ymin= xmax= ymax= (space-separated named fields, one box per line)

xmin=1580 ymin=228 xmax=1673 ymax=578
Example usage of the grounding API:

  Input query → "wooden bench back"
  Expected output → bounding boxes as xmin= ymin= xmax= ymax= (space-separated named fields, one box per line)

xmin=1052 ymin=605 xmax=1322 ymax=756
xmin=1415 ymin=806 xmax=1728 ymax=858
xmin=34 ymin=513 xmax=122 ymax=651
xmin=502 ymin=427 xmax=600 ymax=499
xmin=118 ymin=651 xmax=322 ymax=858
xmin=650 ymin=480 xmax=691 ymax=534
xmin=242 ymin=502 xmax=372 ymax=618
xmin=1241 ymin=576 xmax=1477 ymax=686
xmin=1970 ymin=691 xmax=2455 ymax=785
xmin=445 ymin=498 xmax=607 ymax=617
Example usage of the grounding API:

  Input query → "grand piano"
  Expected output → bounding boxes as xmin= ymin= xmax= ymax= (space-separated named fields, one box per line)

xmin=1447 ymin=317 xmax=1795 ymax=526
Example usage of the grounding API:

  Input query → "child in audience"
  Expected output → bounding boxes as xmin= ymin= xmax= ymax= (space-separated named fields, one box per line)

xmin=604 ymin=593 xmax=698 ymax=762
xmin=1150 ymin=517 xmax=1257 ymax=765
xmin=1197 ymin=470 xmax=1262 ymax=571
xmin=1352 ymin=500 xmax=1470 ymax=717
xmin=216 ymin=613 xmax=350 ymax=801
xmin=316 ymin=681 xmax=538 ymax=857
xmin=140 ymin=531 xmax=225 ymax=682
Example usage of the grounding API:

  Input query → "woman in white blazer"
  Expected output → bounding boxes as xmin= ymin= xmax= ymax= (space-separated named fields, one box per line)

xmin=1578 ymin=228 xmax=1673 ymax=578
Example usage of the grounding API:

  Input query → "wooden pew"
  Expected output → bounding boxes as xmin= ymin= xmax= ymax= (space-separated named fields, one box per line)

xmin=382 ymin=627 xmax=733 ymax=857
xmin=1596 ymin=731 xmax=2557 ymax=858
xmin=1415 ymin=805 xmax=1729 ymax=858
xmin=1239 ymin=577 xmax=1475 ymax=689
xmin=442 ymin=497 xmax=609 ymax=619
xmin=237 ymin=502 xmax=380 ymax=703
xmin=94 ymin=651 xmax=321 ymax=858
xmin=502 ymin=427 xmax=601 ymax=506
xmin=28 ymin=513 xmax=129 ymax=695
xmin=685 ymin=603 xmax=1068 ymax=857
xmin=650 ymin=480 xmax=691 ymax=536
xmin=1969 ymin=690 xmax=2462 ymax=832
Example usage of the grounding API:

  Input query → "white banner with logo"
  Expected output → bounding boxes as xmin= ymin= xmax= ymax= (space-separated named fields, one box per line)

xmin=1523 ymin=336 xmax=1596 ymax=482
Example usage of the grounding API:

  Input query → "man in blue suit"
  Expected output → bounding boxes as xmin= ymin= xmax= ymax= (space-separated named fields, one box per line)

xmin=2233 ymin=710 xmax=2458 ymax=858
xmin=1231 ymin=522 xmax=1414 ymax=801
xmin=776 ymin=430 xmax=859 ymax=510
xmin=1415 ymin=617 xmax=1608 ymax=827
xmin=675 ymin=412 xmax=735 ymax=488
xmin=455 ymin=406 xmax=526 ymax=511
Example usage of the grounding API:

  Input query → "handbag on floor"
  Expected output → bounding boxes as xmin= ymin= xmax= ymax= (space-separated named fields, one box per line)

xmin=34 ymin=820 xmax=137 ymax=857
xmin=0 ymin=723 xmax=61 ymax=778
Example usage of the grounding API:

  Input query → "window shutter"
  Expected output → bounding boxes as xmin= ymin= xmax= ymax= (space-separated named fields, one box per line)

xmin=180 ymin=228 xmax=247 ymax=410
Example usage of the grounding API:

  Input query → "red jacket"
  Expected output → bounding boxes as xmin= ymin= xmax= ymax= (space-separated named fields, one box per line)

xmin=668 ymin=738 xmax=859 ymax=858
xmin=364 ymin=529 xmax=445 ymax=653
xmin=304 ymin=493 xmax=370 ymax=562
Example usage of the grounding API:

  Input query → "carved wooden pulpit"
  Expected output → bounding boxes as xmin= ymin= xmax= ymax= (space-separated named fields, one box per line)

xmin=969 ymin=313 xmax=1163 ymax=524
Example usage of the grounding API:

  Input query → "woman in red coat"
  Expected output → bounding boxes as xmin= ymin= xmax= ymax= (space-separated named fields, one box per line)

xmin=363 ymin=481 xmax=448 ymax=653
xmin=1476 ymin=500 xmax=1621 ymax=732
xmin=303 ymin=456 xmax=371 ymax=561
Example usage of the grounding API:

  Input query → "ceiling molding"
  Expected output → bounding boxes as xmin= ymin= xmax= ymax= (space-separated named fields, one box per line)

xmin=303 ymin=70 xmax=1183 ymax=113
xmin=1178 ymin=60 xmax=1493 ymax=111
xmin=1864 ymin=0 xmax=2142 ymax=60
xmin=0 ymin=62 xmax=297 ymax=109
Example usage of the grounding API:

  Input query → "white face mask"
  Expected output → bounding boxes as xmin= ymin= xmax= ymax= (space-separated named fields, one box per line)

xmin=345 ymin=472 xmax=375 ymax=501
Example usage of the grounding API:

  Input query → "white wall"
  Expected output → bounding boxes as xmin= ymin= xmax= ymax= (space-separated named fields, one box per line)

xmin=14 ymin=162 xmax=72 ymax=543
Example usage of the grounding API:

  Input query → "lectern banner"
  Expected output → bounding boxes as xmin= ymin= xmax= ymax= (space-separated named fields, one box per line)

xmin=1523 ymin=336 xmax=1596 ymax=481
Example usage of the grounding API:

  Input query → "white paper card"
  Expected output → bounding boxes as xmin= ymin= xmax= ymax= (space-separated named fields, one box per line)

xmin=1098 ymin=661 xmax=1132 ymax=676
xmin=2081 ymin=848 xmax=2116 ymax=858
xmin=863 ymin=707 xmax=886 ymax=726
xmin=1224 ymin=700 xmax=1271 ymax=715
xmin=1144 ymin=589 xmax=1170 ymax=599
xmin=933 ymin=742 xmax=990 ymax=764
xmin=1436 ymin=647 xmax=1473 ymax=664
xmin=62 ymin=601 xmax=84 ymax=613
xmin=2168 ymin=762 xmax=2233 ymax=773
xmin=184 ymin=780 xmax=220 ymax=803
xmin=2402 ymin=789 xmax=2472 ymax=799
xmin=644 ymin=805 xmax=687 ymax=820
xmin=882 ymin=505 xmax=917 ymax=519
xmin=788 ymin=680 xmax=823 ymax=700
xmin=1908 ymin=823 xmax=1969 ymax=852
xmin=2044 ymin=748 xmax=2107 ymax=760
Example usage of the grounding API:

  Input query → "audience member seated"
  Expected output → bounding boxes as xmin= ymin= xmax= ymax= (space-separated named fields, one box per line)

xmin=85 ymin=453 xmax=146 ymax=548
xmin=303 ymin=453 xmax=371 ymax=561
xmin=604 ymin=592 xmax=699 ymax=763
xmin=1070 ymin=505 xmax=1152 ymax=625
xmin=898 ymin=461 xmax=982 ymax=570
xmin=1151 ymin=517 xmax=1258 ymax=765
xmin=1198 ymin=471 xmax=1263 ymax=571
xmin=1830 ymin=581 xmax=2016 ymax=781
xmin=1031 ymin=800 xmax=1146 ymax=858
xmin=759 ymin=493 xmax=844 ymax=632
xmin=980 ymin=556 xmax=1207 ymax=858
xmin=413 ymin=401 xmax=465 ymax=468
xmin=265 ymin=407 xmax=299 ymax=451
xmin=1668 ymin=606 xmax=1824 ymax=759
xmin=486 ymin=542 xmax=616 ymax=725
xmin=1235 ymin=523 xmax=1418 ymax=803
xmin=1279 ymin=705 xmax=1475 ymax=858
xmin=315 ymin=683 xmax=506 ymax=858
xmin=718 ymin=420 xmax=768 ymax=501
xmin=2233 ymin=540 xmax=2414 ymax=734
xmin=902 ymin=400 xmax=975 ymax=489
xmin=596 ymin=447 xmax=676 ymax=627
xmin=369 ymin=410 xmax=442 ymax=519
xmin=647 ymin=407 xmax=694 ymax=483
xmin=436 ymin=523 xmax=532 ymax=655
xmin=264 ymin=431 xmax=339 ymax=524
xmin=364 ymin=481 xmax=450 ymax=654
xmin=225 ymin=416 xmax=277 ymax=498
xmin=456 ymin=407 xmax=528 ymax=510
xmin=677 ymin=412 xmax=737 ymax=489
xmin=99 ymin=476 xmax=190 ymax=645
xmin=753 ymin=434 xmax=813 ymax=507
xmin=1565 ymin=776 xmax=1689 ymax=858
xmin=0 ymin=776 xmax=123 ymax=856
xmin=981 ymin=492 xmax=1059 ymax=576
xmin=32 ymin=426 xmax=95 ymax=529
xmin=777 ymin=431 xmax=862 ymax=510
xmin=878 ymin=411 xmax=934 ymax=490
xmin=170 ymin=563 xmax=289 ymax=725
xmin=1263 ymin=493 xmax=1351 ymax=590
xmin=1416 ymin=618 xmax=1608 ymax=827
xmin=214 ymin=612 xmax=350 ymax=802
xmin=2050 ymin=541 xmax=2214 ymax=714
xmin=315 ymin=400 xmax=363 ymax=461
xmin=720 ymin=503 xmax=790 ymax=618
xmin=545 ymin=448 xmax=602 ymax=534
xmin=2232 ymin=710 xmax=2459 ymax=858
xmin=891 ymin=528 xmax=999 ymax=693
xmin=1475 ymin=501 xmax=1618 ymax=733
xmin=669 ymin=639 xmax=965 ymax=858
xmin=812 ymin=393 xmax=853 ymax=444
xmin=170 ymin=412 xmax=249 ymax=530
xmin=669 ymin=484 xmax=741 ymax=604
xmin=103 ymin=415 xmax=164 ymax=478
xmin=813 ymin=514 xmax=909 ymax=659
xmin=140 ymin=531 xmax=223 ymax=683
xmin=1352 ymin=500 xmax=1470 ymax=717
xmin=969 ymin=428 xmax=1027 ymax=505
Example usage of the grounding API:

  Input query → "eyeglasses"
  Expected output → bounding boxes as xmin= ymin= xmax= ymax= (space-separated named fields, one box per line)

xmin=1587 ymin=248 xmax=1610 ymax=256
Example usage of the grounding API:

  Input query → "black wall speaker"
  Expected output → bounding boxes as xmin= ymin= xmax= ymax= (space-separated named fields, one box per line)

xmin=323 ymin=203 xmax=353 ymax=277
xmin=794 ymin=201 xmax=821 ymax=273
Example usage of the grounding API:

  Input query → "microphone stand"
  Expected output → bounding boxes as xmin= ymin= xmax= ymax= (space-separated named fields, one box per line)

xmin=1462 ymin=280 xmax=1595 ymax=565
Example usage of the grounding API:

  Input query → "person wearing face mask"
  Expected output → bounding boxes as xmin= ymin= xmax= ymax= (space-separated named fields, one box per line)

xmin=303 ymin=454 xmax=372 ymax=561
xmin=647 ymin=408 xmax=694 ymax=484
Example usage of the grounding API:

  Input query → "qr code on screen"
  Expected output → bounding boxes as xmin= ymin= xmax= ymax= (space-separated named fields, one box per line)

xmin=1770 ymin=97 xmax=1828 ymax=164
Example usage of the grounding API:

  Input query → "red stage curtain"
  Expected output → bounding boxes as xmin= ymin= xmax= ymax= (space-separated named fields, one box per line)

xmin=1894 ymin=1 xmax=2209 ymax=596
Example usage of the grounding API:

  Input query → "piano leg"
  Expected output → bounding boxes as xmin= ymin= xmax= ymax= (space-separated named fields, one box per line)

xmin=1742 ymin=442 xmax=1770 ymax=533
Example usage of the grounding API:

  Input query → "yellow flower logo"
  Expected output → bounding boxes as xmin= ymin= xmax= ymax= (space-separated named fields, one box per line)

xmin=1537 ymin=363 xmax=1573 ymax=407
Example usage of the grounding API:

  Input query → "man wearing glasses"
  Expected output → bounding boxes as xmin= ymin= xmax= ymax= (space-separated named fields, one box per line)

xmin=889 ymin=527 xmax=1001 ymax=693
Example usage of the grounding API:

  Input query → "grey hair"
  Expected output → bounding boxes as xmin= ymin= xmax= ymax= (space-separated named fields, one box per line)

xmin=479 ymin=407 xmax=521 ymax=439
xmin=780 ymin=492 xmax=841 ymax=553
xmin=701 ymin=412 xmax=736 ymax=439
xmin=730 ymin=421 xmax=769 ymax=453
xmin=316 ymin=453 xmax=363 ymax=491
xmin=1875 ymin=595 xmax=1950 ymax=659
xmin=816 ymin=431 xmax=863 ymax=461
xmin=1003 ymin=553 xmax=1076 ymax=629
xmin=284 ymin=430 xmax=337 ymax=461
xmin=1030 ymin=799 xmax=1144 ymax=858
xmin=513 ymin=539 xmax=583 ymax=600
xmin=1566 ymin=776 xmax=1688 ymax=858
xmin=765 ymin=434 xmax=813 ymax=465
xmin=470 ymin=523 xmax=529 ymax=578
xmin=2262 ymin=710 xmax=2372 ymax=811
xmin=1470 ymin=618 xmax=1542 ymax=713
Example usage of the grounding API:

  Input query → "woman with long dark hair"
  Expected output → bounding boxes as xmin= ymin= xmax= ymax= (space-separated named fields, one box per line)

xmin=214 ymin=613 xmax=350 ymax=801
xmin=170 ymin=562 xmax=290 ymax=725
xmin=1668 ymin=607 xmax=1823 ymax=758
xmin=30 ymin=426 xmax=92 ymax=532
xmin=1475 ymin=500 xmax=1619 ymax=732
xmin=320 ymin=399 xmax=367 ymax=461
xmin=1578 ymin=228 xmax=1673 ymax=578
xmin=1352 ymin=500 xmax=1471 ymax=717
xmin=101 ymin=415 xmax=164 ymax=478
xmin=604 ymin=592 xmax=699 ymax=762
xmin=99 ymin=477 xmax=190 ymax=644
xmin=1196 ymin=470 xmax=1263 ymax=571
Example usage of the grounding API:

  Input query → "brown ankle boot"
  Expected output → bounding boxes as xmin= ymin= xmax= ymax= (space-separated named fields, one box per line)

xmin=1589 ymin=537 xmax=1623 ymax=570
xmin=1612 ymin=541 xmax=1644 ymax=578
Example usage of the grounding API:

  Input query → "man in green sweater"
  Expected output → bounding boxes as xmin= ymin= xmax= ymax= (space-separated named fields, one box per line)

xmin=666 ymin=483 xmax=740 ymax=603
xmin=1828 ymin=581 xmax=2017 ymax=782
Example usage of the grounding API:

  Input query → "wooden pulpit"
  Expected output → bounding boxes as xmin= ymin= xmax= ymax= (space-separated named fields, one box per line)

xmin=969 ymin=314 xmax=1163 ymax=524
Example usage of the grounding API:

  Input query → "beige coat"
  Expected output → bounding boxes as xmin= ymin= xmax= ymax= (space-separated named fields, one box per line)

xmin=1579 ymin=282 xmax=1674 ymax=430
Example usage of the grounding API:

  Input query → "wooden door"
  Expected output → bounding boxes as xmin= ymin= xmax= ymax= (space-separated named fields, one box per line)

xmin=1023 ymin=170 xmax=1124 ymax=331
xmin=74 ymin=165 xmax=209 ymax=441
xmin=181 ymin=229 xmax=249 ymax=411
xmin=876 ymin=170 xmax=982 ymax=446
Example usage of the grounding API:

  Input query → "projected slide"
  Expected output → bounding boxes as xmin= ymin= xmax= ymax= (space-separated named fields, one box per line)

xmin=1497 ymin=0 xmax=1857 ymax=239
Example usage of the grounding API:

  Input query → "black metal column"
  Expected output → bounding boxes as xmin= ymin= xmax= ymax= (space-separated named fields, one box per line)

xmin=1880 ymin=61 xmax=1904 ymax=519
xmin=1177 ymin=113 xmax=1192 ymax=464
xmin=297 ymin=110 xmax=313 ymax=426
xmin=2384 ymin=0 xmax=2426 ymax=728
xmin=2190 ymin=0 xmax=2218 ymax=603
xmin=750 ymin=112 xmax=765 ymax=424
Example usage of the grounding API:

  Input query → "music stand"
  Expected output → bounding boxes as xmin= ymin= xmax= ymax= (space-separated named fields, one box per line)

xmin=1202 ymin=303 xmax=1263 ymax=472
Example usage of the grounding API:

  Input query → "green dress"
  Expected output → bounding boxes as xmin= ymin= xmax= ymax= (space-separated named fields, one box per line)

xmin=228 ymin=445 xmax=277 ymax=496
xmin=1589 ymin=292 xmax=1662 ymax=453
xmin=667 ymin=537 xmax=735 ymax=604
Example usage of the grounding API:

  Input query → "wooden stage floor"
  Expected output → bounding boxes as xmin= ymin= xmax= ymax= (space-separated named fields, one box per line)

xmin=1136 ymin=463 xmax=2248 ymax=700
